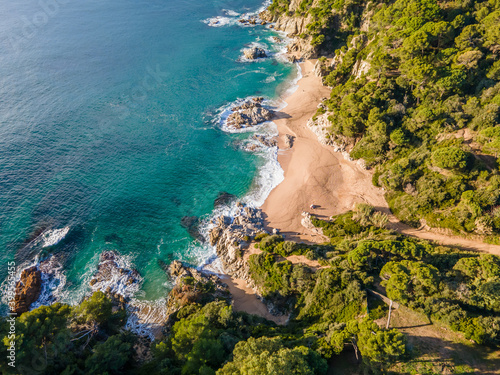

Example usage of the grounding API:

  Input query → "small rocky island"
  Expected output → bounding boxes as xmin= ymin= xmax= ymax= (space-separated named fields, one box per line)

xmin=226 ymin=97 xmax=274 ymax=129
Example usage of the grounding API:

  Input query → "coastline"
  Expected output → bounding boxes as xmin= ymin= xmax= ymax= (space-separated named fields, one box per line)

xmin=222 ymin=59 xmax=389 ymax=320
xmin=260 ymin=60 xmax=387 ymax=243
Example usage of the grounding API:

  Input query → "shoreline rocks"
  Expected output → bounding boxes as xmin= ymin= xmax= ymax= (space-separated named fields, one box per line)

xmin=12 ymin=266 xmax=42 ymax=315
xmin=226 ymin=99 xmax=274 ymax=129
xmin=89 ymin=250 xmax=141 ymax=301
xmin=165 ymin=260 xmax=231 ymax=326
xmin=243 ymin=46 xmax=267 ymax=60
xmin=209 ymin=203 xmax=267 ymax=283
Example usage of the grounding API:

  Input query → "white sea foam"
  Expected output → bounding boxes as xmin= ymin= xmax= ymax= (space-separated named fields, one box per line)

xmin=31 ymin=256 xmax=68 ymax=309
xmin=203 ymin=16 xmax=236 ymax=28
xmin=41 ymin=226 xmax=70 ymax=247
xmin=223 ymin=9 xmax=240 ymax=17
xmin=125 ymin=298 xmax=168 ymax=341
xmin=88 ymin=252 xmax=143 ymax=299
xmin=203 ymin=0 xmax=271 ymax=28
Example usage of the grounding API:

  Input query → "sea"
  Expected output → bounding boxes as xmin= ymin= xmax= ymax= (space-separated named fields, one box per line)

xmin=0 ymin=0 xmax=298 ymax=323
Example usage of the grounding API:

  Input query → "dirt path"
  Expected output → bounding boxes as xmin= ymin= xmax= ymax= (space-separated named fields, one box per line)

xmin=387 ymin=218 xmax=500 ymax=255
xmin=261 ymin=60 xmax=500 ymax=256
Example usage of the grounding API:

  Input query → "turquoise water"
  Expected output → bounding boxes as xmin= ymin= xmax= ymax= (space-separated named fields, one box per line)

xmin=0 ymin=0 xmax=295 ymax=303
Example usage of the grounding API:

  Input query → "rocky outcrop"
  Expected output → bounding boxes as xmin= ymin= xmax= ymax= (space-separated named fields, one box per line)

xmin=165 ymin=261 xmax=231 ymax=323
xmin=285 ymin=134 xmax=295 ymax=148
xmin=307 ymin=112 xmax=366 ymax=168
xmin=12 ymin=266 xmax=42 ymax=315
xmin=254 ymin=134 xmax=277 ymax=148
xmin=313 ymin=59 xmax=330 ymax=77
xmin=209 ymin=203 xmax=267 ymax=283
xmin=301 ymin=212 xmax=325 ymax=236
xmin=226 ymin=99 xmax=274 ymax=129
xmin=90 ymin=251 xmax=141 ymax=301
xmin=243 ymin=47 xmax=267 ymax=60
xmin=275 ymin=15 xmax=311 ymax=36
xmin=260 ymin=0 xmax=319 ymax=59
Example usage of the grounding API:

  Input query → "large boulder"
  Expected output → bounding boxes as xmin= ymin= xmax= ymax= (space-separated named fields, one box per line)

xmin=243 ymin=47 xmax=267 ymax=60
xmin=214 ymin=192 xmax=237 ymax=208
xmin=226 ymin=100 xmax=274 ymax=129
xmin=12 ymin=266 xmax=42 ymax=315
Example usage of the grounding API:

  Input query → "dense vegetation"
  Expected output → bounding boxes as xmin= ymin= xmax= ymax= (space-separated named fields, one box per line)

xmin=2 ymin=207 xmax=499 ymax=373
xmin=270 ymin=0 xmax=500 ymax=238
xmin=2 ymin=1 xmax=500 ymax=374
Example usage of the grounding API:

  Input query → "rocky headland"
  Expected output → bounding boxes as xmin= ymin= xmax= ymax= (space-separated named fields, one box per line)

xmin=208 ymin=203 xmax=268 ymax=284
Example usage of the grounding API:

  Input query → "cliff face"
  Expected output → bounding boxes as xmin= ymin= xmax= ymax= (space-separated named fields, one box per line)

xmin=260 ymin=1 xmax=319 ymax=59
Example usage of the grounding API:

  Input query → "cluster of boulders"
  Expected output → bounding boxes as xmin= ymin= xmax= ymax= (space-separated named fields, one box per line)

xmin=239 ymin=17 xmax=267 ymax=26
xmin=285 ymin=134 xmax=295 ymax=148
xmin=254 ymin=134 xmax=277 ymax=148
xmin=209 ymin=203 xmax=267 ymax=283
xmin=243 ymin=46 xmax=267 ymax=60
xmin=89 ymin=250 xmax=141 ymax=301
xmin=226 ymin=98 xmax=274 ymax=129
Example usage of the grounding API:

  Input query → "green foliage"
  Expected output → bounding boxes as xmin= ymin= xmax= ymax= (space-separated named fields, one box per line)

xmin=307 ymin=0 xmax=500 ymax=235
xmin=357 ymin=320 xmax=407 ymax=366
xmin=431 ymin=146 xmax=469 ymax=170
xmin=217 ymin=337 xmax=327 ymax=375
xmin=84 ymin=333 xmax=134 ymax=374
xmin=73 ymin=291 xmax=114 ymax=326
xmin=259 ymin=235 xmax=284 ymax=252
xmin=380 ymin=260 xmax=440 ymax=304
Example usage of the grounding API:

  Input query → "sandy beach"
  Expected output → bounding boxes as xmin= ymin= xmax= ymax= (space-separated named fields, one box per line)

xmin=260 ymin=60 xmax=388 ymax=242
xmin=225 ymin=60 xmax=389 ymax=320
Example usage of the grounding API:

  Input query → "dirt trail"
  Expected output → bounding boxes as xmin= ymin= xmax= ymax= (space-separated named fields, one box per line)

xmin=261 ymin=60 xmax=500 ymax=256
xmin=387 ymin=219 xmax=500 ymax=255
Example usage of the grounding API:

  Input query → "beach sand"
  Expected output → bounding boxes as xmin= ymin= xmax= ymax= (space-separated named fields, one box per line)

xmin=224 ymin=60 xmax=388 ymax=322
xmin=260 ymin=60 xmax=388 ymax=243
xmin=225 ymin=59 xmax=500 ymax=323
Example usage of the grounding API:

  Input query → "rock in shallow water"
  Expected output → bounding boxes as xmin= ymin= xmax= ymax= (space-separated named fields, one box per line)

xmin=226 ymin=100 xmax=274 ymax=130
xmin=180 ymin=216 xmax=203 ymax=241
xmin=214 ymin=191 xmax=237 ymax=208
xmin=89 ymin=250 xmax=141 ymax=299
xmin=243 ymin=47 xmax=267 ymax=60
xmin=12 ymin=266 xmax=42 ymax=315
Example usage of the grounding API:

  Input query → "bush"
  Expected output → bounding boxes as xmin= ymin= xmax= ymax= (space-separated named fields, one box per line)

xmin=259 ymin=235 xmax=284 ymax=252
xmin=431 ymin=146 xmax=468 ymax=171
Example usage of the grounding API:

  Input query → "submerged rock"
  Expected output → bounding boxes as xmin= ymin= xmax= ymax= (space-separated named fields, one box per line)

xmin=12 ymin=266 xmax=42 ymax=315
xmin=243 ymin=47 xmax=267 ymax=60
xmin=180 ymin=216 xmax=203 ymax=241
xmin=214 ymin=192 xmax=237 ymax=208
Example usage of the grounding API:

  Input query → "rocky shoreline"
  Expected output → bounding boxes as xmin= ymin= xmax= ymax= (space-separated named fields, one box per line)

xmin=10 ymin=0 xmax=318 ymax=333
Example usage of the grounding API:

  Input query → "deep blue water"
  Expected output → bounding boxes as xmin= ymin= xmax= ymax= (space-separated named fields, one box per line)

xmin=0 ymin=0 xmax=296 ymax=303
